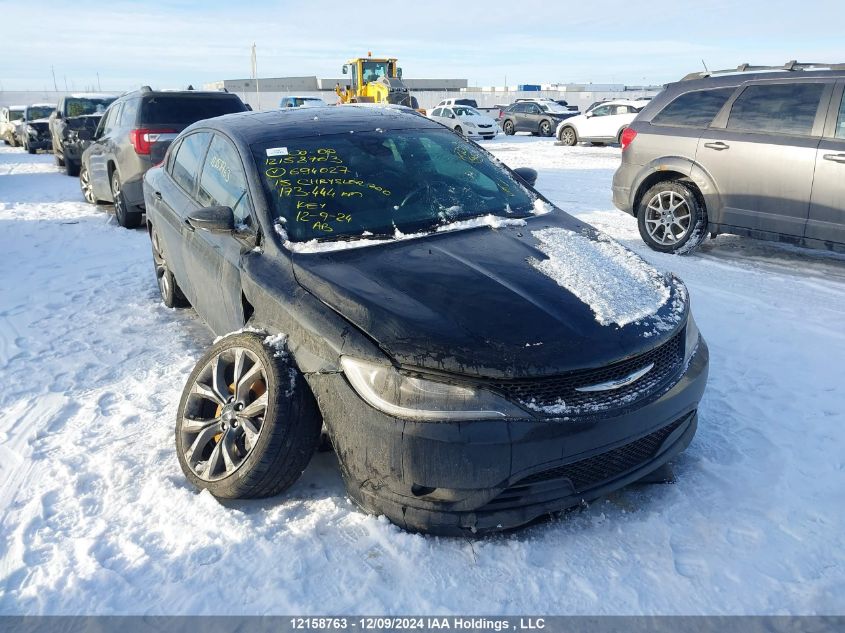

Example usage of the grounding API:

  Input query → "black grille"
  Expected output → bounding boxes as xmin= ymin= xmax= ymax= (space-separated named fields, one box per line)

xmin=494 ymin=331 xmax=684 ymax=416
xmin=482 ymin=416 xmax=687 ymax=512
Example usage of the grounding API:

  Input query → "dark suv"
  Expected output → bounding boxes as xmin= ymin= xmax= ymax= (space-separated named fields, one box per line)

xmin=500 ymin=101 xmax=577 ymax=137
xmin=20 ymin=104 xmax=56 ymax=153
xmin=613 ymin=61 xmax=845 ymax=254
xmin=49 ymin=94 xmax=116 ymax=176
xmin=79 ymin=87 xmax=247 ymax=228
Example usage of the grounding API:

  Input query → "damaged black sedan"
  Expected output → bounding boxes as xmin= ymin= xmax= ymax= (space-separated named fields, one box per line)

xmin=143 ymin=106 xmax=708 ymax=535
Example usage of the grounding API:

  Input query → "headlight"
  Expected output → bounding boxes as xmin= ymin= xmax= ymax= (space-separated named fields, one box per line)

xmin=684 ymin=312 xmax=700 ymax=365
xmin=341 ymin=356 xmax=527 ymax=421
xmin=463 ymin=121 xmax=476 ymax=128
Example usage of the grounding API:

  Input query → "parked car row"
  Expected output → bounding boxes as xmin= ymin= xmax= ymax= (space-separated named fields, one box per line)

xmin=1 ymin=103 xmax=56 ymax=152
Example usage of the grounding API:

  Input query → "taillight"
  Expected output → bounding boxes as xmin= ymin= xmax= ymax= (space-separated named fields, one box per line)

xmin=620 ymin=127 xmax=637 ymax=151
xmin=129 ymin=128 xmax=176 ymax=155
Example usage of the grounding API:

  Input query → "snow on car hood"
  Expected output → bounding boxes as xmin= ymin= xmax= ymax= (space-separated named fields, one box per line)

xmin=292 ymin=213 xmax=687 ymax=378
xmin=530 ymin=227 xmax=670 ymax=327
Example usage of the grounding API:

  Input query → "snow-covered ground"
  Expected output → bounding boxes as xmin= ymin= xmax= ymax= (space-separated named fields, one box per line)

xmin=1 ymin=138 xmax=843 ymax=615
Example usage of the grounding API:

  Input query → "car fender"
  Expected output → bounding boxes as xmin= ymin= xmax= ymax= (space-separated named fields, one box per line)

xmin=555 ymin=116 xmax=581 ymax=137
xmin=630 ymin=156 xmax=722 ymax=220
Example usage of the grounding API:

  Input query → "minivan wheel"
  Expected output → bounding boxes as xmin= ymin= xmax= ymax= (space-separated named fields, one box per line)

xmin=454 ymin=125 xmax=463 ymax=136
xmin=638 ymin=181 xmax=708 ymax=254
xmin=539 ymin=120 xmax=552 ymax=137
xmin=111 ymin=170 xmax=142 ymax=229
xmin=150 ymin=227 xmax=189 ymax=308
xmin=559 ymin=127 xmax=577 ymax=146
xmin=175 ymin=332 xmax=322 ymax=499
xmin=503 ymin=120 xmax=515 ymax=135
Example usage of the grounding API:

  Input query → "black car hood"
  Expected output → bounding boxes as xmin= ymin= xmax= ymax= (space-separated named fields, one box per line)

xmin=292 ymin=213 xmax=687 ymax=379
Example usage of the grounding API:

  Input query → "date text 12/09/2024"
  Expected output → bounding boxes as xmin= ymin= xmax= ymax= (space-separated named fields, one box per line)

xmin=290 ymin=618 xmax=547 ymax=630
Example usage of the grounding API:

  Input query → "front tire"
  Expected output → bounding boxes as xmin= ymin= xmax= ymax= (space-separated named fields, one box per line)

xmin=637 ymin=181 xmax=708 ymax=254
xmin=176 ymin=332 xmax=322 ymax=499
xmin=150 ymin=226 xmax=189 ymax=308
xmin=559 ymin=126 xmax=577 ymax=146
xmin=454 ymin=125 xmax=463 ymax=137
xmin=503 ymin=120 xmax=515 ymax=136
xmin=539 ymin=120 xmax=552 ymax=137
xmin=111 ymin=170 xmax=142 ymax=229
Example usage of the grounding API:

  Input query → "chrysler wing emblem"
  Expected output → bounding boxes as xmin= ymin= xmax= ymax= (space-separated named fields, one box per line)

xmin=574 ymin=363 xmax=655 ymax=393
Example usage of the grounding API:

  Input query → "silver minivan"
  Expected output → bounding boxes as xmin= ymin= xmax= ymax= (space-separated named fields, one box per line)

xmin=612 ymin=62 xmax=845 ymax=254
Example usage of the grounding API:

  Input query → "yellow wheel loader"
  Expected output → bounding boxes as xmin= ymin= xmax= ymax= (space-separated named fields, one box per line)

xmin=335 ymin=54 xmax=425 ymax=113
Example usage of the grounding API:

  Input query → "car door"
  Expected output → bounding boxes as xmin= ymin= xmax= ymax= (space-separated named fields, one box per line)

xmin=88 ymin=102 xmax=122 ymax=200
xmin=580 ymin=103 xmax=613 ymax=138
xmin=806 ymin=81 xmax=845 ymax=246
xmin=181 ymin=132 xmax=258 ymax=335
xmin=522 ymin=103 xmax=542 ymax=132
xmin=152 ymin=131 xmax=213 ymax=304
xmin=429 ymin=107 xmax=444 ymax=125
xmin=696 ymin=79 xmax=833 ymax=237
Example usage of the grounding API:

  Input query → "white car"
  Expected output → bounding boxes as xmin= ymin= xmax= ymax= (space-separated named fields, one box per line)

xmin=555 ymin=99 xmax=644 ymax=146
xmin=428 ymin=105 xmax=498 ymax=140
xmin=279 ymin=96 xmax=328 ymax=109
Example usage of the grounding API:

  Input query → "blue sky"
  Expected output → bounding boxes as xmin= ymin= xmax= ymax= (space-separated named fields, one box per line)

xmin=1 ymin=0 xmax=843 ymax=91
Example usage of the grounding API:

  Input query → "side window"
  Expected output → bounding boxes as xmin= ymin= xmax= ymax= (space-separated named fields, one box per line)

xmin=528 ymin=104 xmax=541 ymax=114
xmin=166 ymin=138 xmax=182 ymax=173
xmin=836 ymin=92 xmax=845 ymax=139
xmin=170 ymin=132 xmax=212 ymax=196
xmin=197 ymin=134 xmax=253 ymax=223
xmin=119 ymin=99 xmax=140 ymax=128
xmin=446 ymin=108 xmax=455 ymax=119
xmin=652 ymin=87 xmax=736 ymax=127
xmin=727 ymin=83 xmax=826 ymax=136
xmin=591 ymin=105 xmax=612 ymax=117
xmin=431 ymin=108 xmax=442 ymax=117
xmin=99 ymin=104 xmax=120 ymax=136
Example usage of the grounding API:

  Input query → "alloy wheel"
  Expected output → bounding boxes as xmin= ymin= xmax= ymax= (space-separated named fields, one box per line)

xmin=644 ymin=191 xmax=692 ymax=245
xmin=561 ymin=128 xmax=576 ymax=145
xmin=151 ymin=231 xmax=171 ymax=300
xmin=80 ymin=165 xmax=95 ymax=204
xmin=180 ymin=347 xmax=269 ymax=481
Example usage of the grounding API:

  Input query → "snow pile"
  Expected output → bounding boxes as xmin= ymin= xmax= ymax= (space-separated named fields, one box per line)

xmin=530 ymin=227 xmax=670 ymax=327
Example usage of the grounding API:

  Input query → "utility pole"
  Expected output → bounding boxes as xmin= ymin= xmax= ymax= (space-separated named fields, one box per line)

xmin=51 ymin=66 xmax=58 ymax=91
xmin=97 ymin=72 xmax=101 ymax=92
xmin=250 ymin=43 xmax=260 ymax=111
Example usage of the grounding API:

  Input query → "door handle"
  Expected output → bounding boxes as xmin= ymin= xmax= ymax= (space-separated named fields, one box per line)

xmin=154 ymin=191 xmax=162 ymax=200
xmin=823 ymin=153 xmax=845 ymax=163
xmin=704 ymin=142 xmax=730 ymax=151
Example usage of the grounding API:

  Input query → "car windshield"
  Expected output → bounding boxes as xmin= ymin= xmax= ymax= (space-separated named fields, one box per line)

xmin=66 ymin=97 xmax=115 ymax=117
xmin=453 ymin=106 xmax=481 ymax=117
xmin=140 ymin=96 xmax=245 ymax=125
xmin=9 ymin=110 xmax=24 ymax=121
xmin=27 ymin=106 xmax=55 ymax=120
xmin=253 ymin=128 xmax=536 ymax=243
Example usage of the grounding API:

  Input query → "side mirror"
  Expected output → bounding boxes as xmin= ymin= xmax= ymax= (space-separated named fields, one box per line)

xmin=397 ymin=67 xmax=403 ymax=79
xmin=76 ymin=129 xmax=93 ymax=141
xmin=513 ymin=167 xmax=538 ymax=187
xmin=585 ymin=111 xmax=593 ymax=118
xmin=187 ymin=206 xmax=235 ymax=232
xmin=244 ymin=103 xmax=253 ymax=111
xmin=342 ymin=65 xmax=348 ymax=75
xmin=55 ymin=111 xmax=63 ymax=120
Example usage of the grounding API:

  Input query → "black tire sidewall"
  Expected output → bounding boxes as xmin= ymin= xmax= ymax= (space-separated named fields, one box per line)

xmin=175 ymin=332 xmax=321 ymax=499
xmin=637 ymin=181 xmax=708 ymax=254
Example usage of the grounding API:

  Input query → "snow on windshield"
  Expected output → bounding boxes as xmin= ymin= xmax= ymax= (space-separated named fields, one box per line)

xmin=530 ymin=227 xmax=670 ymax=327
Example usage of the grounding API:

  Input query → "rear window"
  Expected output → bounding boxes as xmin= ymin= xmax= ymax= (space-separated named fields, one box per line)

xmin=652 ymin=87 xmax=736 ymax=127
xmin=65 ymin=97 xmax=115 ymax=117
xmin=140 ymin=95 xmax=245 ymax=125
xmin=9 ymin=110 xmax=24 ymax=122
xmin=726 ymin=83 xmax=825 ymax=136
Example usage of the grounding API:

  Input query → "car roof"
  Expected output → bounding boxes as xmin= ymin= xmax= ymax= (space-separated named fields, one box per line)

xmin=281 ymin=95 xmax=325 ymax=99
xmin=668 ymin=68 xmax=845 ymax=93
xmin=9 ymin=105 xmax=26 ymax=110
xmin=29 ymin=103 xmax=56 ymax=108
xmin=66 ymin=93 xmax=117 ymax=99
xmin=190 ymin=105 xmax=441 ymax=145
xmin=593 ymin=99 xmax=644 ymax=107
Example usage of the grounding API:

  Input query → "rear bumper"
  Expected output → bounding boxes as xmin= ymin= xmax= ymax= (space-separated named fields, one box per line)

xmin=612 ymin=162 xmax=638 ymax=215
xmin=309 ymin=340 xmax=709 ymax=535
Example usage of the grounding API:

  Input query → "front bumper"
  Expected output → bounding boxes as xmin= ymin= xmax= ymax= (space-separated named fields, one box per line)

xmin=308 ymin=340 xmax=709 ymax=535
xmin=466 ymin=128 xmax=497 ymax=139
